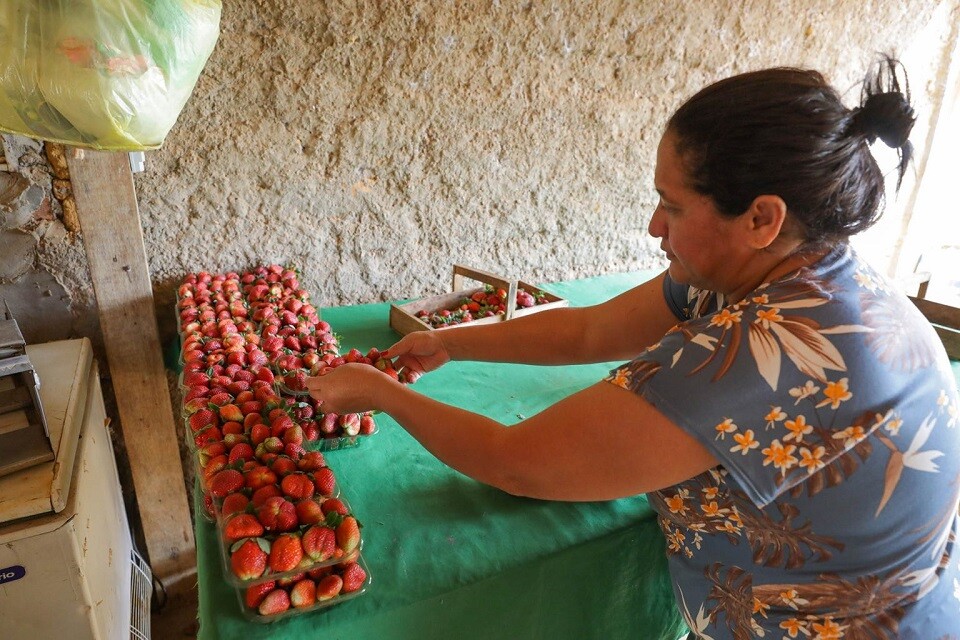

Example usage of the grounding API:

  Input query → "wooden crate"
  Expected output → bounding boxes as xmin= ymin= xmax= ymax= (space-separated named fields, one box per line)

xmin=389 ymin=265 xmax=569 ymax=336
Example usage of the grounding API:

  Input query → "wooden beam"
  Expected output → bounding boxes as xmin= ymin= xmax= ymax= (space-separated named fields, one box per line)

xmin=66 ymin=149 xmax=195 ymax=588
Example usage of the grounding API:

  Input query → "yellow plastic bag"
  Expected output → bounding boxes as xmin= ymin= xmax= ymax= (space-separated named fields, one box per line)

xmin=0 ymin=0 xmax=220 ymax=150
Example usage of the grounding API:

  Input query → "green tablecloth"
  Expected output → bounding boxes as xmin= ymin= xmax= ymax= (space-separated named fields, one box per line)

xmin=196 ymin=271 xmax=688 ymax=639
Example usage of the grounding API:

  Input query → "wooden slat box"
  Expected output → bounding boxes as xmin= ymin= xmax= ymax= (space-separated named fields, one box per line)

xmin=389 ymin=265 xmax=568 ymax=336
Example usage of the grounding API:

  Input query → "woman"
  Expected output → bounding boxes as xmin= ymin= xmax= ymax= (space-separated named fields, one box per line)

xmin=307 ymin=59 xmax=960 ymax=638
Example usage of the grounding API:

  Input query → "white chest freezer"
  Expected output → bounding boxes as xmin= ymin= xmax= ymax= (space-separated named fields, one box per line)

xmin=0 ymin=339 xmax=149 ymax=639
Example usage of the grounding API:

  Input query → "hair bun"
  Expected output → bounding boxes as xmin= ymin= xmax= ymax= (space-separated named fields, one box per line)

xmin=851 ymin=92 xmax=916 ymax=148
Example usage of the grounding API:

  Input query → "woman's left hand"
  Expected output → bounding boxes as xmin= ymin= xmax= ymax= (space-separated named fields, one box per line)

xmin=304 ymin=363 xmax=399 ymax=414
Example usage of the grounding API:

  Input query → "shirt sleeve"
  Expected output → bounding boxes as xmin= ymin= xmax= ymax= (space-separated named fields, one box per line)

xmin=605 ymin=302 xmax=882 ymax=508
xmin=661 ymin=273 xmax=690 ymax=321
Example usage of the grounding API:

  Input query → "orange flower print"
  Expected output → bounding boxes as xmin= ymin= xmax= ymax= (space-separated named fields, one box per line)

xmin=610 ymin=368 xmax=630 ymax=388
xmin=817 ymin=378 xmax=853 ymax=409
xmin=780 ymin=617 xmax=806 ymax=638
xmin=665 ymin=491 xmax=690 ymax=516
xmin=779 ymin=588 xmax=810 ymax=610
xmin=701 ymin=486 xmax=719 ymax=501
xmin=762 ymin=439 xmax=798 ymax=474
xmin=667 ymin=529 xmax=686 ymax=553
xmin=751 ymin=293 xmax=769 ymax=304
xmin=752 ymin=597 xmax=770 ymax=618
xmin=783 ymin=415 xmax=813 ymax=443
xmin=731 ymin=429 xmax=759 ymax=455
xmin=832 ymin=425 xmax=867 ymax=449
xmin=799 ymin=446 xmax=827 ymax=474
xmin=709 ymin=307 xmax=743 ymax=329
xmin=715 ymin=418 xmax=738 ymax=440
xmin=764 ymin=405 xmax=787 ymax=430
xmin=883 ymin=413 xmax=903 ymax=436
xmin=700 ymin=501 xmax=729 ymax=518
xmin=789 ymin=380 xmax=821 ymax=405
xmin=811 ymin=616 xmax=846 ymax=639
xmin=754 ymin=307 xmax=783 ymax=329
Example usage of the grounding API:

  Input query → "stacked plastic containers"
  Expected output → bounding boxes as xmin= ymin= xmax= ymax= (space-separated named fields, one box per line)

xmin=175 ymin=265 xmax=376 ymax=621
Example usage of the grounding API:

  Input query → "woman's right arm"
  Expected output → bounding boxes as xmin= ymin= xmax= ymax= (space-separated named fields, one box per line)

xmin=389 ymin=270 xmax=679 ymax=372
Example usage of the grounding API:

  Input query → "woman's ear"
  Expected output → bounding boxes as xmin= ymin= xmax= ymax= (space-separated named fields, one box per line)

xmin=743 ymin=195 xmax=788 ymax=249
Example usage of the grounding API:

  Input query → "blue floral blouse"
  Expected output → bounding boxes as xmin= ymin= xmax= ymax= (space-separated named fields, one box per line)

xmin=607 ymin=244 xmax=960 ymax=639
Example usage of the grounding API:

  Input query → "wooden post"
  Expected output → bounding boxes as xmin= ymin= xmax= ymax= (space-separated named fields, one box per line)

xmin=66 ymin=149 xmax=195 ymax=589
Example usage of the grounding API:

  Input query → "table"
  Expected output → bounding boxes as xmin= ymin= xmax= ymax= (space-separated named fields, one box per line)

xmin=195 ymin=271 xmax=689 ymax=639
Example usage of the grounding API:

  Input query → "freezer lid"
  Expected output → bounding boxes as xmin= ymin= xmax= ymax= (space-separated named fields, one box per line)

xmin=0 ymin=339 xmax=93 ymax=524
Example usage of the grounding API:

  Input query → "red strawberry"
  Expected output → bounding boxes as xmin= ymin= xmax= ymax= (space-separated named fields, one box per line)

xmin=319 ymin=413 xmax=339 ymax=435
xmin=184 ymin=385 xmax=210 ymax=402
xmin=289 ymin=579 xmax=316 ymax=608
xmin=268 ymin=533 xmax=304 ymax=573
xmin=316 ymin=574 xmax=343 ymax=600
xmin=240 ymin=400 xmax=263 ymax=416
xmin=282 ymin=425 xmax=304 ymax=446
xmin=256 ymin=367 xmax=276 ymax=383
xmin=312 ymin=467 xmax=336 ymax=496
xmin=302 ymin=525 xmax=336 ymax=561
xmin=335 ymin=516 xmax=361 ymax=554
xmin=222 ymin=432 xmax=249 ymax=449
xmin=208 ymin=392 xmax=232 ymax=406
xmin=271 ymin=455 xmax=298 ymax=477
xmin=258 ymin=588 xmax=290 ymax=616
xmin=270 ymin=414 xmax=295 ymax=437
xmin=338 ymin=413 xmax=361 ymax=436
xmin=281 ymin=473 xmax=315 ymax=500
xmin=295 ymin=498 xmax=325 ymax=526
xmin=194 ymin=426 xmax=222 ymax=449
xmin=228 ymin=443 xmax=255 ymax=465
xmin=243 ymin=465 xmax=277 ymax=491
xmin=209 ymin=469 xmax=244 ymax=498
xmin=283 ymin=442 xmax=306 ymax=459
xmin=220 ymin=492 xmax=250 ymax=518
xmin=297 ymin=451 xmax=326 ymax=472
xmin=251 ymin=484 xmax=282 ymax=507
xmin=219 ymin=404 xmax=244 ymax=423
xmin=224 ymin=513 xmax=264 ymax=542
xmin=302 ymin=420 xmax=320 ymax=441
xmin=244 ymin=580 xmax=275 ymax=609
xmin=359 ymin=414 xmax=376 ymax=435
xmin=188 ymin=408 xmax=218 ymax=433
xmin=340 ymin=562 xmax=366 ymax=593
xmin=257 ymin=496 xmax=298 ymax=532
xmin=320 ymin=497 xmax=349 ymax=516
xmin=230 ymin=538 xmax=268 ymax=580
xmin=250 ymin=423 xmax=270 ymax=446
xmin=276 ymin=571 xmax=306 ymax=588
xmin=183 ymin=370 xmax=210 ymax=386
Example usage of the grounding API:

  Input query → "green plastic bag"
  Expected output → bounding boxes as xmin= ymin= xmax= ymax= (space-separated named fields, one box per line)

xmin=0 ymin=0 xmax=220 ymax=150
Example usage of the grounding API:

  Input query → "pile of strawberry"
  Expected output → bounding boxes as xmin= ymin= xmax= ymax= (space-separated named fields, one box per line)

xmin=177 ymin=264 xmax=375 ymax=618
xmin=278 ymin=345 xmax=416 ymax=394
xmin=415 ymin=285 xmax=549 ymax=328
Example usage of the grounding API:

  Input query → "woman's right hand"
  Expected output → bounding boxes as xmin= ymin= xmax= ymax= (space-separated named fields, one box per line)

xmin=386 ymin=331 xmax=451 ymax=379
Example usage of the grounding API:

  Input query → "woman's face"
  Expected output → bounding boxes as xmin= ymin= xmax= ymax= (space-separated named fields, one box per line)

xmin=648 ymin=130 xmax=750 ymax=294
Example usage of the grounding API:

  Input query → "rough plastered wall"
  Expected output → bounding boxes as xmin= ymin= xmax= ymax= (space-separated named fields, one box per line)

xmin=2 ymin=0 xmax=958 ymax=350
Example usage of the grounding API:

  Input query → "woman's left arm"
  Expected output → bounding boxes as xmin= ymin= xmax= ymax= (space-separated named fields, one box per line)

xmin=306 ymin=364 xmax=718 ymax=501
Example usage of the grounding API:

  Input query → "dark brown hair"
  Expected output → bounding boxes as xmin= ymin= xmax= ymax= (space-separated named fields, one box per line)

xmin=666 ymin=56 xmax=916 ymax=243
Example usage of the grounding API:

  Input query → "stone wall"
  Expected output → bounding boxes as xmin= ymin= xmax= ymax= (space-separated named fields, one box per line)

xmin=2 ymin=0 xmax=958 ymax=351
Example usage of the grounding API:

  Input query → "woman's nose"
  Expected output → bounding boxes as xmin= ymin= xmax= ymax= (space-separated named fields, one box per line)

xmin=648 ymin=206 xmax=665 ymax=238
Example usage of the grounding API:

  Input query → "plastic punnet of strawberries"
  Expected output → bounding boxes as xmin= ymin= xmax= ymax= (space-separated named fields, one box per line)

xmin=415 ymin=285 xmax=548 ymax=328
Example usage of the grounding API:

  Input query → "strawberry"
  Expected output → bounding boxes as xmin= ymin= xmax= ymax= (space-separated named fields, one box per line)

xmin=219 ymin=404 xmax=244 ymax=423
xmin=222 ymin=433 xmax=249 ymax=449
xmin=316 ymin=574 xmax=343 ymax=600
xmin=359 ymin=414 xmax=376 ymax=435
xmin=302 ymin=525 xmax=336 ymax=561
xmin=270 ymin=455 xmax=298 ymax=477
xmin=243 ymin=465 xmax=277 ymax=491
xmin=228 ymin=443 xmax=255 ymax=465
xmin=240 ymin=400 xmax=263 ymax=416
xmin=230 ymin=538 xmax=268 ymax=580
xmin=283 ymin=442 xmax=306 ymax=459
xmin=188 ymin=408 xmax=218 ymax=433
xmin=256 ymin=367 xmax=276 ymax=384
xmin=340 ymin=562 xmax=366 ymax=593
xmin=220 ymin=492 xmax=250 ymax=518
xmin=338 ymin=413 xmax=361 ymax=436
xmin=312 ymin=467 xmax=336 ymax=496
xmin=276 ymin=571 xmax=306 ymax=588
xmin=227 ymin=380 xmax=250 ymax=396
xmin=221 ymin=420 xmax=243 ymax=435
xmin=295 ymin=498 xmax=325 ymax=526
xmin=251 ymin=484 xmax=282 ymax=507
xmin=319 ymin=413 xmax=339 ymax=435
xmin=289 ymin=579 xmax=316 ymax=608
xmin=183 ymin=370 xmax=210 ymax=387
xmin=250 ymin=423 xmax=270 ymax=446
xmin=224 ymin=513 xmax=264 ymax=542
xmin=297 ymin=451 xmax=326 ymax=472
xmin=335 ymin=516 xmax=361 ymax=554
xmin=183 ymin=385 xmax=210 ymax=402
xmin=257 ymin=496 xmax=298 ymax=532
xmin=244 ymin=580 xmax=275 ymax=609
xmin=209 ymin=469 xmax=244 ymax=498
xmin=281 ymin=473 xmax=315 ymax=500
xmin=268 ymin=533 xmax=303 ymax=573
xmin=302 ymin=420 xmax=320 ymax=441
xmin=282 ymin=425 xmax=304 ymax=446
xmin=320 ymin=498 xmax=349 ymax=516
xmin=208 ymin=392 xmax=232 ymax=406
xmin=258 ymin=588 xmax=290 ymax=616
xmin=270 ymin=414 xmax=295 ymax=437
xmin=194 ymin=426 xmax=222 ymax=449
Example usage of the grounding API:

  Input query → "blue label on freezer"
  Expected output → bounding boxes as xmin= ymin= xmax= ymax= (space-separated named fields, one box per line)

xmin=0 ymin=565 xmax=25 ymax=584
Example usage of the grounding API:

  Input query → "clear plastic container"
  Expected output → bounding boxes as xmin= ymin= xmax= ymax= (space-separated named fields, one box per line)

xmin=235 ymin=554 xmax=372 ymax=623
